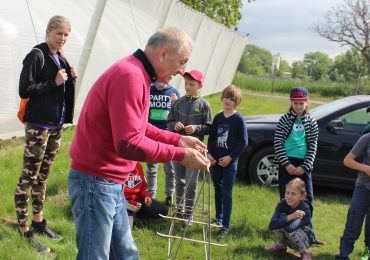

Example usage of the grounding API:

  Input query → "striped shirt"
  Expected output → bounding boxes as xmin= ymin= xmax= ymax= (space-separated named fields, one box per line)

xmin=274 ymin=111 xmax=318 ymax=172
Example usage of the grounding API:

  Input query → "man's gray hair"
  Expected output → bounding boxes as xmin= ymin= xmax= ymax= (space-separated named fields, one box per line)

xmin=146 ymin=27 xmax=193 ymax=53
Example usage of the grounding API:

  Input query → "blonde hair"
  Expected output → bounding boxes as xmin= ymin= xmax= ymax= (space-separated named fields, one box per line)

xmin=221 ymin=85 xmax=243 ymax=106
xmin=46 ymin=15 xmax=71 ymax=33
xmin=286 ymin=178 xmax=307 ymax=198
xmin=146 ymin=27 xmax=193 ymax=54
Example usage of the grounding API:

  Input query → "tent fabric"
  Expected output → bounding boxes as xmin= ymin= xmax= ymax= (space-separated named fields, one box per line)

xmin=0 ymin=0 xmax=247 ymax=140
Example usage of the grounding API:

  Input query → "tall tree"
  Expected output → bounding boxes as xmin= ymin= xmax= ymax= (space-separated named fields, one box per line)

xmin=237 ymin=44 xmax=272 ymax=75
xmin=180 ymin=0 xmax=254 ymax=28
xmin=303 ymin=52 xmax=332 ymax=81
xmin=313 ymin=0 xmax=370 ymax=62
xmin=328 ymin=48 xmax=369 ymax=82
xmin=291 ymin=61 xmax=306 ymax=79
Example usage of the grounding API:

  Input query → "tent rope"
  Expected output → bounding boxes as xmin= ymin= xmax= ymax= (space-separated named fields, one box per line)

xmin=128 ymin=0 xmax=142 ymax=48
xmin=25 ymin=0 xmax=39 ymax=43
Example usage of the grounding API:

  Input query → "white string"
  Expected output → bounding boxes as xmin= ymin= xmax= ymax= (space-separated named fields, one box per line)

xmin=25 ymin=0 xmax=39 ymax=44
xmin=128 ymin=0 xmax=142 ymax=48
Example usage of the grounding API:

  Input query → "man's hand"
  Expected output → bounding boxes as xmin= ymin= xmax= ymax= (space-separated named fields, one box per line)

xmin=181 ymin=147 xmax=210 ymax=171
xmin=178 ymin=136 xmax=207 ymax=153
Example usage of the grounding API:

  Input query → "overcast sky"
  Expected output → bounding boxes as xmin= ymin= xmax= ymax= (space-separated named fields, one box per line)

xmin=238 ymin=0 xmax=348 ymax=64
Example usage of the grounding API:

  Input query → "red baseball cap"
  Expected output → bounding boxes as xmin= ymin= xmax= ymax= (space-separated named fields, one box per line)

xmin=183 ymin=70 xmax=204 ymax=86
xmin=290 ymin=86 xmax=308 ymax=100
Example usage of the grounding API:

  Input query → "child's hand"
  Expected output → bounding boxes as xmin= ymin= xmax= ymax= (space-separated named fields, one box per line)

xmin=207 ymin=154 xmax=217 ymax=165
xmin=184 ymin=125 xmax=196 ymax=135
xmin=174 ymin=122 xmax=185 ymax=131
xmin=294 ymin=166 xmax=305 ymax=176
xmin=218 ymin=156 xmax=232 ymax=167
xmin=288 ymin=210 xmax=305 ymax=221
xmin=170 ymin=93 xmax=178 ymax=102
xmin=135 ymin=202 xmax=142 ymax=212
xmin=285 ymin=164 xmax=296 ymax=175
xmin=144 ymin=197 xmax=152 ymax=207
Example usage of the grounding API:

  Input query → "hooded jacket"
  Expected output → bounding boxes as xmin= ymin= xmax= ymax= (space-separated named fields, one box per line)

xmin=19 ymin=42 xmax=75 ymax=124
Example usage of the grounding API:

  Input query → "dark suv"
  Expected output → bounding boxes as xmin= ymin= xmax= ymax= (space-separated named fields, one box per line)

xmin=238 ymin=95 xmax=370 ymax=189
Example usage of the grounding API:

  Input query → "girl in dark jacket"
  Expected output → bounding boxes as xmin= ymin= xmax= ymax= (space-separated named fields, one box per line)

xmin=14 ymin=15 xmax=77 ymax=253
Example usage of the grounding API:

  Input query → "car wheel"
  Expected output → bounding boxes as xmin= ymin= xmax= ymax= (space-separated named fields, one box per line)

xmin=248 ymin=146 xmax=279 ymax=187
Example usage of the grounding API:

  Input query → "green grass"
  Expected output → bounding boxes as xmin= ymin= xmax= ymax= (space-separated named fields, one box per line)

xmin=0 ymin=92 xmax=365 ymax=259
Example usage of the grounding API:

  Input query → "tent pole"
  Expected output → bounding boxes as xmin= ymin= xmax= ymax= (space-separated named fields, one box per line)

xmin=75 ymin=0 xmax=108 ymax=98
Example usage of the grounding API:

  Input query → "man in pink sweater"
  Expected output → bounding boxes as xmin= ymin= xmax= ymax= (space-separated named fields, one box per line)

xmin=68 ymin=27 xmax=209 ymax=259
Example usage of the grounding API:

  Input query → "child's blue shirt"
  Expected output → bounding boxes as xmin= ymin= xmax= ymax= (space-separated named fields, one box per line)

xmin=207 ymin=111 xmax=248 ymax=160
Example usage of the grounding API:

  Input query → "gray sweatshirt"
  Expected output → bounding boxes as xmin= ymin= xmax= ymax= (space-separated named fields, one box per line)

xmin=167 ymin=95 xmax=212 ymax=141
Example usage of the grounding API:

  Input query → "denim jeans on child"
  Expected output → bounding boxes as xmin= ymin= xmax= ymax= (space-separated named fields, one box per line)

xmin=68 ymin=168 xmax=139 ymax=260
xmin=337 ymin=185 xmax=370 ymax=259
xmin=211 ymin=159 xmax=238 ymax=229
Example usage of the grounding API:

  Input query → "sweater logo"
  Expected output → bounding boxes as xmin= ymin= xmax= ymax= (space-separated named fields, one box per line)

xmin=124 ymin=173 xmax=142 ymax=189
xmin=217 ymin=128 xmax=229 ymax=149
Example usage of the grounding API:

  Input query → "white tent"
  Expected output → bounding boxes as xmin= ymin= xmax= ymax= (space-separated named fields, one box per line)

xmin=0 ymin=0 xmax=247 ymax=140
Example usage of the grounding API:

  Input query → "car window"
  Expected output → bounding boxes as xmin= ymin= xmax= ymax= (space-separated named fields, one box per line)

xmin=310 ymin=98 xmax=354 ymax=119
xmin=336 ymin=107 xmax=369 ymax=134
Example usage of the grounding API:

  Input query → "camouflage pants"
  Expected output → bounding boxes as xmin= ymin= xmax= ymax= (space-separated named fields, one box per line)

xmin=275 ymin=228 xmax=310 ymax=252
xmin=14 ymin=123 xmax=62 ymax=228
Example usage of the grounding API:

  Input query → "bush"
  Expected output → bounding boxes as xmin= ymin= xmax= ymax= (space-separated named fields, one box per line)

xmin=233 ymin=72 xmax=370 ymax=98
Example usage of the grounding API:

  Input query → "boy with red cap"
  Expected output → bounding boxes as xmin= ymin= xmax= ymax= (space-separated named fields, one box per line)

xmin=167 ymin=70 xmax=212 ymax=221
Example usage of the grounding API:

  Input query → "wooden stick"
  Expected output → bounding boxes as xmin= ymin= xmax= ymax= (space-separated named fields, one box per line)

xmin=157 ymin=232 xmax=227 ymax=247
xmin=159 ymin=214 xmax=222 ymax=228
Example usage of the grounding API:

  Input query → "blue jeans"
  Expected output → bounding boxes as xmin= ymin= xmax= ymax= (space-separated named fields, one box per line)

xmin=211 ymin=159 xmax=238 ymax=229
xmin=68 ymin=168 xmax=139 ymax=260
xmin=338 ymin=185 xmax=370 ymax=258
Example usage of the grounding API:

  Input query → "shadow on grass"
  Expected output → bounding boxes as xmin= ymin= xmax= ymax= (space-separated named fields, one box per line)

xmin=0 ymin=217 xmax=18 ymax=231
xmin=314 ymin=186 xmax=352 ymax=205
xmin=315 ymin=252 xmax=338 ymax=259
xmin=234 ymin=245 xmax=301 ymax=259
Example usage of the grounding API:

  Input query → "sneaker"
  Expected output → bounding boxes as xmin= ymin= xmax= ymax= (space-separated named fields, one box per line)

xmin=175 ymin=209 xmax=183 ymax=219
xmin=23 ymin=229 xmax=50 ymax=253
xmin=211 ymin=219 xmax=222 ymax=227
xmin=361 ymin=247 xmax=370 ymax=260
xmin=31 ymin=219 xmax=63 ymax=241
xmin=300 ymin=251 xmax=312 ymax=260
xmin=183 ymin=215 xmax=193 ymax=226
xmin=216 ymin=227 xmax=229 ymax=240
xmin=165 ymin=196 xmax=172 ymax=207
xmin=264 ymin=243 xmax=287 ymax=253
xmin=311 ymin=239 xmax=326 ymax=247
